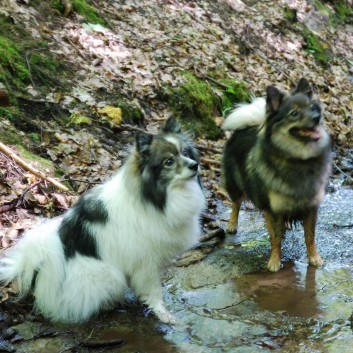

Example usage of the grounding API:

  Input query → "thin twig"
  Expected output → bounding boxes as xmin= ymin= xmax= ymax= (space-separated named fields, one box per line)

xmin=16 ymin=180 xmax=43 ymax=207
xmin=58 ymin=327 xmax=95 ymax=353
xmin=333 ymin=161 xmax=353 ymax=182
xmin=92 ymin=0 xmax=117 ymax=33
xmin=333 ymin=223 xmax=353 ymax=228
xmin=0 ymin=180 xmax=44 ymax=213
xmin=60 ymin=178 xmax=102 ymax=185
xmin=25 ymin=48 xmax=47 ymax=89
xmin=216 ymin=299 xmax=248 ymax=311
xmin=64 ymin=36 xmax=88 ymax=61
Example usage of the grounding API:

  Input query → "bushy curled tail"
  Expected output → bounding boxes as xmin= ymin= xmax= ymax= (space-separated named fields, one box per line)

xmin=0 ymin=218 xmax=64 ymax=298
xmin=0 ymin=217 xmax=127 ymax=323
xmin=222 ymin=97 xmax=266 ymax=131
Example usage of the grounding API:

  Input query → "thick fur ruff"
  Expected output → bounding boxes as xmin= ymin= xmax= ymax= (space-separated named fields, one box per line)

xmin=222 ymin=78 xmax=331 ymax=272
xmin=0 ymin=118 xmax=205 ymax=323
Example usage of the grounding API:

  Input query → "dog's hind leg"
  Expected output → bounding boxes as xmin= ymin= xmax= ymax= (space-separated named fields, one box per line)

xmin=304 ymin=208 xmax=324 ymax=267
xmin=226 ymin=197 xmax=243 ymax=234
xmin=264 ymin=211 xmax=286 ymax=272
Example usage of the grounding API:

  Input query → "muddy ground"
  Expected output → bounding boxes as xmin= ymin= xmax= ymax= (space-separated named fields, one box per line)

xmin=1 ymin=180 xmax=353 ymax=353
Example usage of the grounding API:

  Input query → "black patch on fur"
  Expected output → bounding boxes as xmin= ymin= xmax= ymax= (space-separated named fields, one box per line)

xmin=59 ymin=192 xmax=108 ymax=259
xmin=222 ymin=127 xmax=270 ymax=209
xmin=139 ymin=137 xmax=178 ymax=210
xmin=31 ymin=270 xmax=38 ymax=290
xmin=141 ymin=164 xmax=168 ymax=210
xmin=137 ymin=118 xmax=201 ymax=210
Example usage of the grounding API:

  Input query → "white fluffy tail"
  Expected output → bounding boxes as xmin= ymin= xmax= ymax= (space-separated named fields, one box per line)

xmin=0 ymin=217 xmax=127 ymax=323
xmin=222 ymin=97 xmax=266 ymax=131
xmin=0 ymin=218 xmax=64 ymax=296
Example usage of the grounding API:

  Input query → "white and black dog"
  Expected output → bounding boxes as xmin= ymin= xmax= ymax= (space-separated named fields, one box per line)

xmin=0 ymin=117 xmax=205 ymax=324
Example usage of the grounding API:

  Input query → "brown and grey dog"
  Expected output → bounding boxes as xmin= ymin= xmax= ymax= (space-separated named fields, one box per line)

xmin=222 ymin=78 xmax=331 ymax=272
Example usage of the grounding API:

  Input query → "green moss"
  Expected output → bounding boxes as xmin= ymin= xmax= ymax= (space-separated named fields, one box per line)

xmin=29 ymin=133 xmax=41 ymax=143
xmin=303 ymin=28 xmax=331 ymax=67
xmin=119 ymin=102 xmax=144 ymax=124
xmin=283 ymin=7 xmax=297 ymax=22
xmin=166 ymin=72 xmax=222 ymax=139
xmin=0 ymin=36 xmax=29 ymax=90
xmin=314 ymin=0 xmax=353 ymax=25
xmin=335 ymin=0 xmax=353 ymax=23
xmin=220 ymin=80 xmax=250 ymax=116
xmin=0 ymin=14 xmax=70 ymax=97
xmin=72 ymin=0 xmax=106 ymax=24
xmin=16 ymin=145 xmax=54 ymax=171
xmin=0 ymin=125 xmax=23 ymax=145
xmin=51 ymin=0 xmax=65 ymax=13
xmin=0 ymin=107 xmax=17 ymax=121
xmin=51 ymin=0 xmax=105 ymax=23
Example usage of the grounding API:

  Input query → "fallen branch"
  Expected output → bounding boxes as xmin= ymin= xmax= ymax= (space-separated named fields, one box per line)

xmin=58 ymin=328 xmax=95 ymax=353
xmin=199 ymin=228 xmax=226 ymax=242
xmin=0 ymin=141 xmax=69 ymax=192
xmin=58 ymin=328 xmax=127 ymax=353
xmin=0 ymin=180 xmax=42 ymax=214
xmin=81 ymin=338 xmax=127 ymax=349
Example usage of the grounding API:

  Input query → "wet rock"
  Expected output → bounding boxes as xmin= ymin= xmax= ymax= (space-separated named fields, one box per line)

xmin=0 ymin=341 xmax=16 ymax=352
xmin=2 ymin=329 xmax=16 ymax=341
xmin=7 ymin=187 xmax=353 ymax=353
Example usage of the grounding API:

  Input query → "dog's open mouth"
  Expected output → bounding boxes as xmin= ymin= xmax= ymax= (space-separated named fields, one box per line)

xmin=290 ymin=126 xmax=322 ymax=142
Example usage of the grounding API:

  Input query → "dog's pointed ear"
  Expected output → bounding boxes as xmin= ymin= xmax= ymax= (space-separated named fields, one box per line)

xmin=136 ymin=133 xmax=153 ymax=157
xmin=293 ymin=78 xmax=312 ymax=98
xmin=162 ymin=117 xmax=182 ymax=134
xmin=266 ymin=85 xmax=284 ymax=113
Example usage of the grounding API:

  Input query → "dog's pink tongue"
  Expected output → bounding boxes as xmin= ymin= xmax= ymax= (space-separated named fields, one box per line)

xmin=299 ymin=127 xmax=321 ymax=140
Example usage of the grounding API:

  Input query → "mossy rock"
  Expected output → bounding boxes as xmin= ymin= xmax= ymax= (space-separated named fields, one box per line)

xmin=165 ymin=72 xmax=222 ymax=139
xmin=219 ymin=80 xmax=251 ymax=116
xmin=162 ymin=72 xmax=250 ymax=139
xmin=51 ymin=0 xmax=106 ymax=24
xmin=303 ymin=28 xmax=332 ymax=67
xmin=0 ymin=14 xmax=71 ymax=99
xmin=119 ymin=102 xmax=144 ymax=124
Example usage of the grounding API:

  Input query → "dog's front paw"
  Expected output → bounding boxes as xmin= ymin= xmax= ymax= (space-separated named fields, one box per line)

xmin=267 ymin=255 xmax=281 ymax=272
xmin=226 ymin=224 xmax=237 ymax=235
xmin=308 ymin=254 xmax=324 ymax=267
xmin=155 ymin=308 xmax=178 ymax=325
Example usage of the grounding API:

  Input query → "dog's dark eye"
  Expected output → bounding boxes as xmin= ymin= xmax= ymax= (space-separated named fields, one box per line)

xmin=290 ymin=110 xmax=298 ymax=117
xmin=164 ymin=158 xmax=175 ymax=167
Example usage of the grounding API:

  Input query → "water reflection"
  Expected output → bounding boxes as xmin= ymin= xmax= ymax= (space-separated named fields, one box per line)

xmin=234 ymin=262 xmax=321 ymax=317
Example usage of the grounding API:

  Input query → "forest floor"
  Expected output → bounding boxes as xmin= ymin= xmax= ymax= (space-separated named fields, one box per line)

xmin=0 ymin=0 xmax=353 ymax=352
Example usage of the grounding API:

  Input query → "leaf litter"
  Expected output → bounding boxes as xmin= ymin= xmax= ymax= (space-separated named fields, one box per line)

xmin=0 ymin=0 xmax=352 ymax=350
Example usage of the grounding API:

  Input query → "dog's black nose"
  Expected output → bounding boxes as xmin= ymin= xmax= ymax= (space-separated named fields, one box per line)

xmin=189 ymin=161 xmax=198 ymax=171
